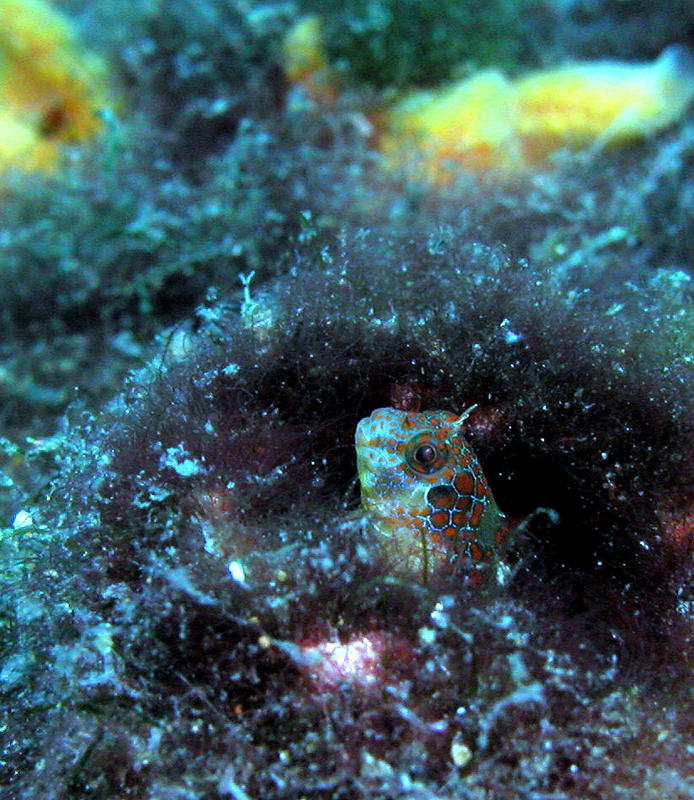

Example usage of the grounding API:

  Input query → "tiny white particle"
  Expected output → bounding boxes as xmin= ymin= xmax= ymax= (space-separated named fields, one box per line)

xmin=227 ymin=561 xmax=246 ymax=583
xmin=12 ymin=510 xmax=33 ymax=530
xmin=500 ymin=318 xmax=522 ymax=344
xmin=418 ymin=627 xmax=436 ymax=645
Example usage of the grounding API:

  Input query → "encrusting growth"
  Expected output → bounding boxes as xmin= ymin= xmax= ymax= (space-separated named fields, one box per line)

xmin=0 ymin=0 xmax=106 ymax=171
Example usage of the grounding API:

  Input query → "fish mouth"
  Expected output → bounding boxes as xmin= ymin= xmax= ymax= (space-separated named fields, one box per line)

xmin=355 ymin=416 xmax=375 ymax=450
xmin=355 ymin=407 xmax=402 ymax=445
xmin=355 ymin=415 xmax=391 ymax=485
xmin=355 ymin=442 xmax=380 ymax=481
xmin=355 ymin=408 xmax=412 ymax=483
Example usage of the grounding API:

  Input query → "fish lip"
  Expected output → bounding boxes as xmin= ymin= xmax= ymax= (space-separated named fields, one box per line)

xmin=355 ymin=424 xmax=383 ymax=483
xmin=355 ymin=443 xmax=378 ymax=478
xmin=354 ymin=417 xmax=375 ymax=449
xmin=357 ymin=458 xmax=378 ymax=483
xmin=355 ymin=407 xmax=397 ymax=443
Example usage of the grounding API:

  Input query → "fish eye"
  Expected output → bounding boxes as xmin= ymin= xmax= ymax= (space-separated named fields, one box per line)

xmin=414 ymin=444 xmax=437 ymax=465
xmin=405 ymin=434 xmax=447 ymax=474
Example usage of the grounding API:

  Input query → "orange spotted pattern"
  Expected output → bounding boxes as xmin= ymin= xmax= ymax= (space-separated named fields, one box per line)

xmin=355 ymin=407 xmax=508 ymax=586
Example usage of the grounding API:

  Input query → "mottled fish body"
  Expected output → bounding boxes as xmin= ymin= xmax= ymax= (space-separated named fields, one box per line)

xmin=356 ymin=407 xmax=509 ymax=587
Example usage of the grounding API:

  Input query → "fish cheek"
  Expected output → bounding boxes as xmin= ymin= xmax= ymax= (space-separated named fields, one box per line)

xmin=426 ymin=484 xmax=457 ymax=510
xmin=363 ymin=466 xmax=417 ymax=515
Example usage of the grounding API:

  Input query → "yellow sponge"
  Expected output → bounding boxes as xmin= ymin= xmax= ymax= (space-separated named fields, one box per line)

xmin=382 ymin=46 xmax=694 ymax=181
xmin=515 ymin=45 xmax=694 ymax=164
xmin=380 ymin=70 xmax=521 ymax=179
xmin=281 ymin=18 xmax=694 ymax=182
xmin=0 ymin=0 xmax=105 ymax=171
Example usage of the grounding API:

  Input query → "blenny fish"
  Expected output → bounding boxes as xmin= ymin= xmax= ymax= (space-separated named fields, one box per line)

xmin=355 ymin=407 xmax=509 ymax=587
